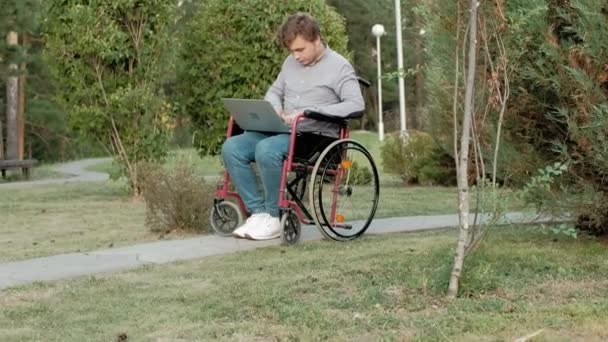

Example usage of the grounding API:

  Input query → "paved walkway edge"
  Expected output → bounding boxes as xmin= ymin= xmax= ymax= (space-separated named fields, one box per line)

xmin=0 ymin=212 xmax=561 ymax=290
xmin=0 ymin=158 xmax=111 ymax=189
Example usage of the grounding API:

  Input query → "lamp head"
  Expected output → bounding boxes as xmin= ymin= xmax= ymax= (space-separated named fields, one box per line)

xmin=371 ymin=24 xmax=385 ymax=38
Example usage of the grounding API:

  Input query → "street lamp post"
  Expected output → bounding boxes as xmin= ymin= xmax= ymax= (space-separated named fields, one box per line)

xmin=371 ymin=24 xmax=385 ymax=142
xmin=394 ymin=0 xmax=408 ymax=138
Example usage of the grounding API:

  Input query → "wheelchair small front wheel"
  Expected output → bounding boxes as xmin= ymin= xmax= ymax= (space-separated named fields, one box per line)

xmin=280 ymin=210 xmax=301 ymax=246
xmin=210 ymin=201 xmax=243 ymax=237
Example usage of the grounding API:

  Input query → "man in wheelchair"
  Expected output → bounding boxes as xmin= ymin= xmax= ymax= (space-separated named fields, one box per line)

xmin=221 ymin=13 xmax=365 ymax=240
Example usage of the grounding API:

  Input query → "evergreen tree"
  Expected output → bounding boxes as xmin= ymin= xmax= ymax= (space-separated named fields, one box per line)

xmin=504 ymin=0 xmax=608 ymax=234
xmin=0 ymin=0 xmax=84 ymax=162
xmin=422 ymin=0 xmax=608 ymax=234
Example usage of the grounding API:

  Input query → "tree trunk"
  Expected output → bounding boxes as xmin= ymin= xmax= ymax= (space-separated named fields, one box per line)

xmin=448 ymin=0 xmax=478 ymax=299
xmin=18 ymin=32 xmax=28 ymax=159
xmin=6 ymin=31 xmax=19 ymax=160
xmin=413 ymin=5 xmax=424 ymax=130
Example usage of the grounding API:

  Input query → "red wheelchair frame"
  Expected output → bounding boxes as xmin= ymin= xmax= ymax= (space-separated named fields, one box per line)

xmin=211 ymin=110 xmax=380 ymax=245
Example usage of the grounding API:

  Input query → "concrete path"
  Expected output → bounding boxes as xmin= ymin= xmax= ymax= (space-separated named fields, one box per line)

xmin=0 ymin=212 xmax=555 ymax=290
xmin=0 ymin=158 xmax=111 ymax=189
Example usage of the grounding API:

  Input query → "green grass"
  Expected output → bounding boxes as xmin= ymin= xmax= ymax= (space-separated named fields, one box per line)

xmin=0 ymin=162 xmax=69 ymax=183
xmin=1 ymin=131 xmax=523 ymax=262
xmin=350 ymin=129 xmax=383 ymax=161
xmin=83 ymin=158 xmax=116 ymax=175
xmin=0 ymin=181 xmax=183 ymax=262
xmin=0 ymin=178 xmax=476 ymax=262
xmin=2 ymin=228 xmax=607 ymax=341
xmin=86 ymin=148 xmax=224 ymax=177
xmin=1 ymin=130 xmax=525 ymax=261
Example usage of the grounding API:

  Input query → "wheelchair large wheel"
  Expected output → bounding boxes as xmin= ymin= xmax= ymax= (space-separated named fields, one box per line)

xmin=309 ymin=139 xmax=379 ymax=241
xmin=210 ymin=201 xmax=244 ymax=237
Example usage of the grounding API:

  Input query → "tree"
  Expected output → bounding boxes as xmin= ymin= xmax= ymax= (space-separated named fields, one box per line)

xmin=178 ymin=0 xmax=350 ymax=155
xmin=1 ymin=0 xmax=41 ymax=161
xmin=43 ymin=0 xmax=178 ymax=193
xmin=448 ymin=0 xmax=478 ymax=298
xmin=420 ymin=0 xmax=513 ymax=296
xmin=1 ymin=0 xmax=95 ymax=163
xmin=501 ymin=0 xmax=608 ymax=235
xmin=4 ymin=31 xmax=18 ymax=160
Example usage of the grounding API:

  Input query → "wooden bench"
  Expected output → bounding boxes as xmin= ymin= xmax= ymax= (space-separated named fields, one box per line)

xmin=0 ymin=159 xmax=38 ymax=179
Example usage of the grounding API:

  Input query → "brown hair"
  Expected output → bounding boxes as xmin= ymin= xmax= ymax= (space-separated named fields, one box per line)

xmin=277 ymin=13 xmax=321 ymax=48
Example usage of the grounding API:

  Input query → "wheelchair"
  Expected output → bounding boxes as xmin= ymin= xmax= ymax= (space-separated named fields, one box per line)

xmin=210 ymin=91 xmax=379 ymax=245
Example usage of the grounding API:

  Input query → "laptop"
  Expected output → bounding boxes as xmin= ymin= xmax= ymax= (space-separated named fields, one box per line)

xmin=221 ymin=98 xmax=290 ymax=133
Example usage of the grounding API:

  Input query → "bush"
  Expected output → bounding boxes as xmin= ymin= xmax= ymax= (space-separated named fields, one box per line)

xmin=504 ymin=1 xmax=608 ymax=235
xmin=520 ymin=162 xmax=608 ymax=236
xmin=349 ymin=161 xmax=373 ymax=185
xmin=139 ymin=158 xmax=214 ymax=234
xmin=381 ymin=131 xmax=455 ymax=185
xmin=179 ymin=0 xmax=350 ymax=155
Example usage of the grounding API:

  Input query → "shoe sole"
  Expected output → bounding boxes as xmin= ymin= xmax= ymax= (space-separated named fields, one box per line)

xmin=232 ymin=229 xmax=248 ymax=239
xmin=244 ymin=233 xmax=281 ymax=241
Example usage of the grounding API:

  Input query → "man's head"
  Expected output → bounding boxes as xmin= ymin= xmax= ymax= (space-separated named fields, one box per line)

xmin=277 ymin=13 xmax=324 ymax=66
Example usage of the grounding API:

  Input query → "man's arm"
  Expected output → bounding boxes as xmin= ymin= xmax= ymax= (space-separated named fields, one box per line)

xmin=264 ymin=70 xmax=285 ymax=113
xmin=311 ymin=63 xmax=364 ymax=117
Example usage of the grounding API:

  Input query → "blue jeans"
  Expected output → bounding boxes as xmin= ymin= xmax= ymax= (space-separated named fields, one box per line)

xmin=221 ymin=132 xmax=290 ymax=218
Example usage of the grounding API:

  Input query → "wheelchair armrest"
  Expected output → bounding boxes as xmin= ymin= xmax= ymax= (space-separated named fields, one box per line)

xmin=303 ymin=109 xmax=364 ymax=124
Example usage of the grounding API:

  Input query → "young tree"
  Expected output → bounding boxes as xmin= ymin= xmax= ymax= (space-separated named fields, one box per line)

xmin=43 ymin=0 xmax=177 ymax=193
xmin=447 ymin=0 xmax=479 ymax=298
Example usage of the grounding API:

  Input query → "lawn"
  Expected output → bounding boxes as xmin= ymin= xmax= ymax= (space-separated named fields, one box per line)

xmin=0 ymin=162 xmax=69 ymax=184
xmin=1 ymin=179 xmax=473 ymax=262
xmin=2 ymin=130 xmax=525 ymax=262
xmin=1 ymin=227 xmax=607 ymax=341
xmin=86 ymin=148 xmax=224 ymax=177
xmin=1 ymin=181 xmax=159 ymax=262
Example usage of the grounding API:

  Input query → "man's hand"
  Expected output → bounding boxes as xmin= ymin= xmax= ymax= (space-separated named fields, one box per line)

xmin=281 ymin=111 xmax=303 ymax=125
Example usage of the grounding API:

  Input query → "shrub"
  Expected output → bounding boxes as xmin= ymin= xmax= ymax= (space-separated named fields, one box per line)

xmin=498 ymin=1 xmax=608 ymax=235
xmin=139 ymin=158 xmax=214 ymax=234
xmin=178 ymin=0 xmax=350 ymax=155
xmin=349 ymin=161 xmax=373 ymax=185
xmin=381 ymin=131 xmax=455 ymax=185
xmin=520 ymin=162 xmax=608 ymax=236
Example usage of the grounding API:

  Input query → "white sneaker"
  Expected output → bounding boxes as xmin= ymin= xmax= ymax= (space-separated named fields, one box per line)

xmin=232 ymin=213 xmax=268 ymax=238
xmin=245 ymin=215 xmax=281 ymax=240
